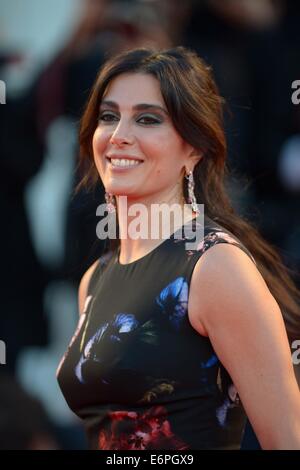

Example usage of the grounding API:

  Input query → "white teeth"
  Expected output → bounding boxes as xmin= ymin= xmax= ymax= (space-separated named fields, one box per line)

xmin=109 ymin=158 xmax=142 ymax=167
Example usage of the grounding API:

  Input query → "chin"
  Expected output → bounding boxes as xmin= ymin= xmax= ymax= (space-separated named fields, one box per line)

xmin=106 ymin=183 xmax=136 ymax=197
xmin=106 ymin=187 xmax=128 ymax=196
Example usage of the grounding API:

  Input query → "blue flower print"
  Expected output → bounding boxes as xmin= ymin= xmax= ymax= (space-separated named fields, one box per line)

xmin=75 ymin=313 xmax=139 ymax=384
xmin=216 ymin=383 xmax=240 ymax=427
xmin=200 ymin=354 xmax=219 ymax=368
xmin=156 ymin=277 xmax=188 ymax=330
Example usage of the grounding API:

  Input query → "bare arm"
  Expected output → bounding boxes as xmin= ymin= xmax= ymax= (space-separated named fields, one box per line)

xmin=189 ymin=243 xmax=300 ymax=449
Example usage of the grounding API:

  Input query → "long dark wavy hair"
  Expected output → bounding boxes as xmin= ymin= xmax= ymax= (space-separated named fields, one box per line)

xmin=78 ymin=46 xmax=300 ymax=341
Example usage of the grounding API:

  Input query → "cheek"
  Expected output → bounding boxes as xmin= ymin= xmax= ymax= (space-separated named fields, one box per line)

xmin=92 ymin=130 xmax=107 ymax=177
xmin=93 ymin=128 xmax=110 ymax=158
xmin=158 ymin=126 xmax=183 ymax=153
xmin=140 ymin=130 xmax=172 ymax=162
xmin=143 ymin=132 xmax=185 ymax=173
xmin=92 ymin=128 xmax=106 ymax=155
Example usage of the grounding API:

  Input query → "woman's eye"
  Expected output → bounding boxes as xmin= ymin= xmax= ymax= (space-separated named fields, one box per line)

xmin=98 ymin=113 xmax=161 ymax=125
xmin=138 ymin=115 xmax=161 ymax=125
xmin=99 ymin=113 xmax=118 ymax=123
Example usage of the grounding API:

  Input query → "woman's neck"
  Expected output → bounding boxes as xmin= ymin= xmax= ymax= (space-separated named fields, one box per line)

xmin=115 ymin=190 xmax=196 ymax=264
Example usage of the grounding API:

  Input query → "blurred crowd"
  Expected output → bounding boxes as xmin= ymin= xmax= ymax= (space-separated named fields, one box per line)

xmin=0 ymin=0 xmax=299 ymax=449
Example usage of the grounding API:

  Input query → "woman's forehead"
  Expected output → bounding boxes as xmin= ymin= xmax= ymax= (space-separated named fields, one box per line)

xmin=102 ymin=73 xmax=164 ymax=106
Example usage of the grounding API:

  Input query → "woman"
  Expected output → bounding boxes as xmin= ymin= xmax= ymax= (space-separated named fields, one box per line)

xmin=57 ymin=46 xmax=300 ymax=450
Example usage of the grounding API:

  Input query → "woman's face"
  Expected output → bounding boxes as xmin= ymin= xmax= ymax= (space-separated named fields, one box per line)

xmin=93 ymin=72 xmax=200 ymax=204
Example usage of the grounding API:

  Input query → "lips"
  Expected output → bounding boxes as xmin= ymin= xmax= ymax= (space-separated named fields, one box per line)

xmin=106 ymin=154 xmax=144 ymax=162
xmin=106 ymin=154 xmax=144 ymax=170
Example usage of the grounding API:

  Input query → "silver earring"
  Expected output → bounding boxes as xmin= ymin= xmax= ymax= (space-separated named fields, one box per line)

xmin=185 ymin=169 xmax=199 ymax=214
xmin=105 ymin=192 xmax=116 ymax=213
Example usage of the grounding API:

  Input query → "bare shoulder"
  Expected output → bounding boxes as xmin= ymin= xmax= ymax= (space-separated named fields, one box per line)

xmin=188 ymin=243 xmax=300 ymax=449
xmin=188 ymin=242 xmax=281 ymax=336
xmin=78 ymin=259 xmax=100 ymax=315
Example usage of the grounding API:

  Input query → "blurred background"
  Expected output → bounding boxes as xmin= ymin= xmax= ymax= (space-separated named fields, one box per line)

xmin=0 ymin=0 xmax=299 ymax=449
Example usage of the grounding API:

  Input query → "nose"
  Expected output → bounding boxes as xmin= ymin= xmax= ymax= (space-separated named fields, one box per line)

xmin=109 ymin=118 xmax=134 ymax=146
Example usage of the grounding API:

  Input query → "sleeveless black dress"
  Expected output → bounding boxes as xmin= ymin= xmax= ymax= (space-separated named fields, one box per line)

xmin=57 ymin=214 xmax=256 ymax=450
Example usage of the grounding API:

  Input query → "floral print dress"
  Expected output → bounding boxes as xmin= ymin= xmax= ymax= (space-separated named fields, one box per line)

xmin=57 ymin=215 xmax=256 ymax=449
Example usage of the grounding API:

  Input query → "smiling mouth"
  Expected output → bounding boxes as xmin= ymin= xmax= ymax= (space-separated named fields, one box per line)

xmin=106 ymin=157 xmax=144 ymax=169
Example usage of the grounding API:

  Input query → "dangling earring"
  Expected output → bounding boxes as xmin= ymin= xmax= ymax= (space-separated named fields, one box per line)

xmin=105 ymin=192 xmax=116 ymax=213
xmin=185 ymin=169 xmax=199 ymax=214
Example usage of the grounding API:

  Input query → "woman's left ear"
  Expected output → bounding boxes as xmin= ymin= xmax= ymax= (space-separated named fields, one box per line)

xmin=188 ymin=149 xmax=203 ymax=169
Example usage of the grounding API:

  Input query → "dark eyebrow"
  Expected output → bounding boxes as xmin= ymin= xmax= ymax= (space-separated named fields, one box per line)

xmin=100 ymin=100 xmax=169 ymax=116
